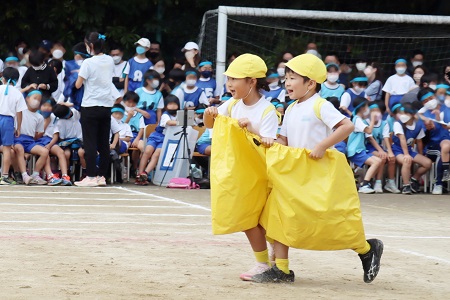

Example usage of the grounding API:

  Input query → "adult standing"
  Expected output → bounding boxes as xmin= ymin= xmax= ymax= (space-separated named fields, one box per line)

xmin=74 ymin=32 xmax=115 ymax=187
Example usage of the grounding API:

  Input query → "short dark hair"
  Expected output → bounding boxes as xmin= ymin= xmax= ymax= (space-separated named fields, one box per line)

xmin=420 ymin=73 xmax=438 ymax=87
xmin=143 ymin=69 xmax=161 ymax=87
xmin=84 ymin=32 xmax=106 ymax=55
xmin=285 ymin=67 xmax=321 ymax=93
xmin=164 ymin=94 xmax=180 ymax=109
xmin=40 ymin=97 xmax=57 ymax=107
xmin=72 ymin=42 xmax=90 ymax=58
xmin=2 ymin=67 xmax=20 ymax=82
xmin=52 ymin=104 xmax=71 ymax=119
xmin=169 ymin=68 xmax=186 ymax=83
xmin=326 ymin=97 xmax=340 ymax=110
xmin=29 ymin=49 xmax=45 ymax=67
xmin=352 ymin=96 xmax=368 ymax=115
xmin=411 ymin=49 xmax=424 ymax=58
xmin=123 ymin=91 xmax=140 ymax=104
xmin=417 ymin=87 xmax=435 ymax=101
xmin=48 ymin=59 xmax=63 ymax=74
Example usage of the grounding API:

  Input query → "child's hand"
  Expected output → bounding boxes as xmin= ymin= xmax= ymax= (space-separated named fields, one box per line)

xmin=432 ymin=109 xmax=441 ymax=117
xmin=14 ymin=129 xmax=20 ymax=137
xmin=205 ymin=107 xmax=218 ymax=119
xmin=378 ymin=150 xmax=388 ymax=160
xmin=388 ymin=151 xmax=395 ymax=161
xmin=45 ymin=144 xmax=52 ymax=150
xmin=131 ymin=140 xmax=139 ymax=148
xmin=261 ymin=137 xmax=274 ymax=147
xmin=310 ymin=144 xmax=326 ymax=159
xmin=27 ymin=83 xmax=38 ymax=91
xmin=110 ymin=144 xmax=116 ymax=150
xmin=62 ymin=102 xmax=74 ymax=107
xmin=38 ymin=83 xmax=47 ymax=90
xmin=403 ymin=155 xmax=413 ymax=164
xmin=238 ymin=118 xmax=250 ymax=128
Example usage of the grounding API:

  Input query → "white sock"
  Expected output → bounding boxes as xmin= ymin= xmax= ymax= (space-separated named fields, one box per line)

xmin=32 ymin=171 xmax=39 ymax=177
xmin=22 ymin=172 xmax=28 ymax=178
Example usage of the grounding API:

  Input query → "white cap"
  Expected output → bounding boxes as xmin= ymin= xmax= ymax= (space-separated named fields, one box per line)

xmin=182 ymin=41 xmax=199 ymax=52
xmin=135 ymin=38 xmax=151 ymax=48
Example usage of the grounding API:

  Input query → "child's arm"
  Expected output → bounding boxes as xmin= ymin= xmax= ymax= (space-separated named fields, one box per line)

xmin=46 ymin=132 xmax=60 ymax=150
xmin=131 ymin=128 xmax=144 ymax=148
xmin=384 ymin=92 xmax=391 ymax=113
xmin=15 ymin=111 xmax=22 ymax=137
xmin=124 ymin=111 xmax=133 ymax=124
xmin=35 ymin=131 xmax=44 ymax=140
xmin=204 ymin=107 xmax=219 ymax=128
xmin=363 ymin=114 xmax=376 ymax=134
xmin=75 ymin=76 xmax=84 ymax=89
xmin=110 ymin=132 xmax=119 ymax=150
xmin=276 ymin=135 xmax=288 ymax=146
xmin=398 ymin=133 xmax=413 ymax=163
xmin=310 ymin=118 xmax=354 ymax=159
xmin=121 ymin=136 xmax=131 ymax=143
xmin=368 ymin=136 xmax=387 ymax=159
xmin=124 ymin=75 xmax=129 ymax=94
xmin=134 ymin=107 xmax=150 ymax=119
xmin=416 ymin=138 xmax=424 ymax=155
xmin=384 ymin=136 xmax=395 ymax=161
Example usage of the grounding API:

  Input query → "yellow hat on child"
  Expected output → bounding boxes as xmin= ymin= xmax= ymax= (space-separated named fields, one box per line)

xmin=285 ymin=54 xmax=327 ymax=84
xmin=223 ymin=54 xmax=267 ymax=79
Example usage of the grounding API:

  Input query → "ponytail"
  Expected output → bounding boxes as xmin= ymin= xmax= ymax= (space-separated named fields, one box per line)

xmin=84 ymin=32 xmax=106 ymax=55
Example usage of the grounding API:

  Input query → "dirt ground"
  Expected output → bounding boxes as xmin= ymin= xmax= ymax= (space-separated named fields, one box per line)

xmin=0 ymin=184 xmax=449 ymax=299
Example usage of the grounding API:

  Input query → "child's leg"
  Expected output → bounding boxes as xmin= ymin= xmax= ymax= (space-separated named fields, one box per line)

xmin=387 ymin=156 xmax=396 ymax=180
xmin=1 ymin=145 xmax=12 ymax=177
xmin=363 ymin=156 xmax=381 ymax=182
xmin=273 ymin=240 xmax=290 ymax=274
xmin=78 ymin=148 xmax=86 ymax=169
xmin=64 ymin=148 xmax=71 ymax=168
xmin=372 ymin=152 xmax=386 ymax=181
xmin=132 ymin=149 xmax=141 ymax=170
xmin=29 ymin=146 xmax=49 ymax=173
xmin=441 ymin=140 xmax=450 ymax=163
xmin=204 ymin=145 xmax=211 ymax=156
xmin=51 ymin=146 xmax=68 ymax=175
xmin=396 ymin=154 xmax=411 ymax=185
xmin=144 ymin=148 xmax=161 ymax=174
xmin=138 ymin=145 xmax=155 ymax=174
xmin=412 ymin=154 xmax=432 ymax=180
xmin=13 ymin=145 xmax=27 ymax=174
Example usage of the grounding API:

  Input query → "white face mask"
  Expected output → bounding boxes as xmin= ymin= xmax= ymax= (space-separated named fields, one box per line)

xmin=268 ymin=82 xmax=279 ymax=89
xmin=185 ymin=51 xmax=195 ymax=60
xmin=396 ymin=67 xmax=406 ymax=75
xmin=29 ymin=99 xmax=40 ymax=110
xmin=151 ymin=80 xmax=160 ymax=89
xmin=112 ymin=55 xmax=122 ymax=65
xmin=277 ymin=67 xmax=285 ymax=77
xmin=356 ymin=63 xmax=367 ymax=71
xmin=75 ymin=59 xmax=84 ymax=66
xmin=18 ymin=47 xmax=24 ymax=55
xmin=186 ymin=79 xmax=197 ymax=87
xmin=155 ymin=67 xmax=165 ymax=75
xmin=363 ymin=109 xmax=370 ymax=118
xmin=412 ymin=61 xmax=423 ymax=67
xmin=353 ymin=86 xmax=364 ymax=94
xmin=327 ymin=73 xmax=339 ymax=83
xmin=373 ymin=111 xmax=382 ymax=121
xmin=445 ymin=99 xmax=450 ymax=108
xmin=52 ymin=49 xmax=64 ymax=60
xmin=399 ymin=114 xmax=411 ymax=124
xmin=424 ymin=99 xmax=438 ymax=111
xmin=413 ymin=73 xmax=423 ymax=83
xmin=429 ymin=84 xmax=437 ymax=90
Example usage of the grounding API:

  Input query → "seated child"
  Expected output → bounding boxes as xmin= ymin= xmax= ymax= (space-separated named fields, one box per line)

xmin=196 ymin=128 xmax=212 ymax=156
xmin=14 ymin=90 xmax=61 ymax=185
xmin=196 ymin=60 xmax=220 ymax=105
xmin=135 ymin=95 xmax=180 ymax=185
xmin=391 ymin=103 xmax=432 ymax=194
xmin=135 ymin=70 xmax=163 ymax=124
xmin=36 ymin=98 xmax=72 ymax=185
xmin=340 ymin=74 xmax=368 ymax=117
xmin=320 ymin=63 xmax=345 ymax=100
xmin=173 ymin=69 xmax=209 ymax=109
xmin=262 ymin=69 xmax=286 ymax=102
xmin=346 ymin=97 xmax=382 ymax=194
xmin=111 ymin=104 xmax=133 ymax=154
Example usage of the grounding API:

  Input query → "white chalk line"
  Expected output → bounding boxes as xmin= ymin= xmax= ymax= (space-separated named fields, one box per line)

xmin=0 ymin=225 xmax=209 ymax=232
xmin=0 ymin=220 xmax=206 ymax=225
xmin=115 ymin=186 xmax=211 ymax=212
xmin=368 ymin=233 xmax=450 ymax=239
xmin=0 ymin=212 xmax=209 ymax=217
xmin=398 ymin=249 xmax=450 ymax=265
xmin=0 ymin=203 xmax=192 ymax=209
xmin=0 ymin=196 xmax=168 ymax=202
xmin=0 ymin=190 xmax=130 ymax=196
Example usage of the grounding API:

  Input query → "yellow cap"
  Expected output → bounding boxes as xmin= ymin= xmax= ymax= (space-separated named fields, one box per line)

xmin=223 ymin=54 xmax=267 ymax=79
xmin=285 ymin=54 xmax=327 ymax=84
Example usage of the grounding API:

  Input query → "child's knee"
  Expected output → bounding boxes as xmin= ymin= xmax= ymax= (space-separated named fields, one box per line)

xmin=424 ymin=159 xmax=432 ymax=170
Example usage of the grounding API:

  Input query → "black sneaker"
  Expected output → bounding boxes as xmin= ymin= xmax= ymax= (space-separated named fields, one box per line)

xmin=14 ymin=172 xmax=23 ymax=184
xmin=402 ymin=185 xmax=412 ymax=195
xmin=251 ymin=265 xmax=295 ymax=283
xmin=410 ymin=178 xmax=420 ymax=193
xmin=359 ymin=239 xmax=383 ymax=283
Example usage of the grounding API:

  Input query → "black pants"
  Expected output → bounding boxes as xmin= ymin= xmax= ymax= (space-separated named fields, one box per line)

xmin=81 ymin=106 xmax=111 ymax=177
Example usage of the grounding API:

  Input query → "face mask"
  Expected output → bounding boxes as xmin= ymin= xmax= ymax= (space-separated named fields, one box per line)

xmin=52 ymin=49 xmax=64 ymax=60
xmin=363 ymin=109 xmax=370 ymax=118
xmin=155 ymin=67 xmax=165 ymax=75
xmin=28 ymin=99 xmax=40 ymax=110
xmin=356 ymin=63 xmax=367 ymax=71
xmin=166 ymin=109 xmax=178 ymax=115
xmin=200 ymin=71 xmax=212 ymax=78
xmin=396 ymin=67 xmax=406 ymax=75
xmin=6 ymin=64 xmax=18 ymax=69
xmin=277 ymin=67 xmax=285 ymax=77
xmin=327 ymin=73 xmax=339 ymax=83
xmin=40 ymin=111 xmax=51 ymax=118
xmin=413 ymin=73 xmax=423 ymax=82
xmin=373 ymin=111 xmax=382 ymax=121
xmin=112 ymin=55 xmax=122 ymax=65
xmin=75 ymin=59 xmax=84 ymax=66
xmin=424 ymin=99 xmax=438 ymax=110
xmin=86 ymin=47 xmax=93 ymax=56
xmin=353 ymin=86 xmax=364 ymax=94
xmin=124 ymin=105 xmax=134 ymax=112
xmin=195 ymin=117 xmax=203 ymax=124
xmin=345 ymin=67 xmax=352 ymax=74
xmin=412 ymin=61 xmax=423 ymax=67
xmin=399 ymin=114 xmax=411 ymax=124
xmin=136 ymin=46 xmax=146 ymax=55
xmin=429 ymin=84 xmax=437 ymax=90
xmin=168 ymin=81 xmax=176 ymax=89
xmin=151 ymin=80 xmax=160 ymax=89
xmin=268 ymin=82 xmax=279 ymax=89
xmin=185 ymin=51 xmax=195 ymax=60
xmin=186 ymin=79 xmax=197 ymax=87
xmin=437 ymin=94 xmax=446 ymax=102
xmin=149 ymin=52 xmax=159 ymax=59
xmin=445 ymin=99 xmax=450 ymax=108
xmin=364 ymin=67 xmax=374 ymax=78
xmin=18 ymin=47 xmax=24 ymax=55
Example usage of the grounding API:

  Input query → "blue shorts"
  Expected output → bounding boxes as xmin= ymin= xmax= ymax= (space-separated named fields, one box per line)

xmin=146 ymin=131 xmax=165 ymax=149
xmin=118 ymin=140 xmax=128 ymax=154
xmin=334 ymin=141 xmax=347 ymax=155
xmin=0 ymin=115 xmax=15 ymax=146
xmin=36 ymin=136 xmax=53 ymax=147
xmin=389 ymin=94 xmax=403 ymax=110
xmin=366 ymin=144 xmax=380 ymax=155
xmin=392 ymin=144 xmax=418 ymax=158
xmin=14 ymin=134 xmax=38 ymax=153
xmin=197 ymin=143 xmax=211 ymax=155
xmin=348 ymin=151 xmax=372 ymax=167
xmin=130 ymin=131 xmax=139 ymax=145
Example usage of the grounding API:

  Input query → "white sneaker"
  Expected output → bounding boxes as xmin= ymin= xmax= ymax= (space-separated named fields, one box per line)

xmin=359 ymin=185 xmax=375 ymax=194
xmin=384 ymin=181 xmax=401 ymax=194
xmin=31 ymin=175 xmax=47 ymax=185
xmin=239 ymin=262 xmax=270 ymax=281
xmin=374 ymin=182 xmax=383 ymax=193
xmin=432 ymin=185 xmax=443 ymax=195
xmin=97 ymin=176 xmax=107 ymax=186
xmin=74 ymin=176 xmax=98 ymax=187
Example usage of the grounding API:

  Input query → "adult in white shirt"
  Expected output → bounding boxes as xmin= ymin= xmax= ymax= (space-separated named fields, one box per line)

xmin=75 ymin=32 xmax=115 ymax=186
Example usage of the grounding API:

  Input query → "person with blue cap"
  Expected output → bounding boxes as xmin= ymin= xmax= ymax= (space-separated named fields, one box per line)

xmin=339 ymin=73 xmax=369 ymax=117
xmin=383 ymin=58 xmax=415 ymax=113
xmin=196 ymin=60 xmax=220 ymax=105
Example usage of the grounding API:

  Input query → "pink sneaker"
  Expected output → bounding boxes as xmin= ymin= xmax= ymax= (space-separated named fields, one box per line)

xmin=239 ymin=263 xmax=270 ymax=281
xmin=97 ymin=176 xmax=107 ymax=186
xmin=74 ymin=176 xmax=98 ymax=187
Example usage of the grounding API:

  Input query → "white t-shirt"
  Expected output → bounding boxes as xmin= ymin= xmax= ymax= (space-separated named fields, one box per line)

xmin=393 ymin=121 xmax=425 ymax=140
xmin=52 ymin=71 xmax=65 ymax=101
xmin=113 ymin=60 xmax=127 ymax=78
xmin=217 ymin=96 xmax=278 ymax=139
xmin=0 ymin=85 xmax=27 ymax=117
xmin=54 ymin=108 xmax=83 ymax=140
xmin=382 ymin=74 xmax=416 ymax=95
xmin=18 ymin=109 xmax=45 ymax=137
xmin=354 ymin=116 xmax=368 ymax=133
xmin=78 ymin=54 xmax=115 ymax=107
xmin=174 ymin=86 xmax=209 ymax=109
xmin=159 ymin=113 xmax=177 ymax=135
xmin=365 ymin=119 xmax=390 ymax=139
xmin=280 ymin=93 xmax=346 ymax=149
xmin=123 ymin=57 xmax=151 ymax=75
xmin=110 ymin=117 xmax=133 ymax=139
xmin=44 ymin=114 xmax=57 ymax=138
xmin=340 ymin=88 xmax=365 ymax=109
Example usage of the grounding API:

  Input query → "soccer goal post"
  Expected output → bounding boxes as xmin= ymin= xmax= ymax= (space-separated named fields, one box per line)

xmin=198 ymin=6 xmax=450 ymax=89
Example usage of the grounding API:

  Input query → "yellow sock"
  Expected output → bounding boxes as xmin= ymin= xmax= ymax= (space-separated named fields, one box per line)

xmin=354 ymin=241 xmax=371 ymax=255
xmin=254 ymin=249 xmax=269 ymax=264
xmin=275 ymin=258 xmax=289 ymax=274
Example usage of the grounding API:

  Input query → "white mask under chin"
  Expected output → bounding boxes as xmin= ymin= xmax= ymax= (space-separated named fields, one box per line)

xmin=268 ymin=82 xmax=279 ymax=89
xmin=185 ymin=79 xmax=197 ymax=87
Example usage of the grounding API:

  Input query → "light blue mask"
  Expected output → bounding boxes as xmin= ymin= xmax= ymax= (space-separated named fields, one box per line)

xmin=437 ymin=94 xmax=446 ymax=102
xmin=136 ymin=46 xmax=146 ymax=55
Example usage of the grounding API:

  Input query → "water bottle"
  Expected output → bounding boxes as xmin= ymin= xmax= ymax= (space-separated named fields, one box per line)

xmin=121 ymin=163 xmax=128 ymax=181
